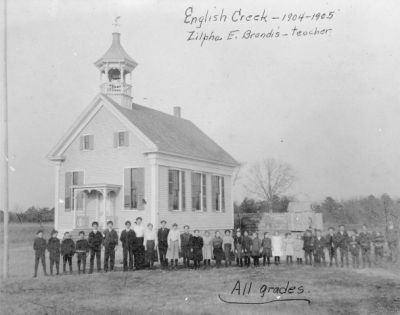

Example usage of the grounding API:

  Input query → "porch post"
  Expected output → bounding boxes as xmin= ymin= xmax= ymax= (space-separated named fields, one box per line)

xmin=73 ymin=188 xmax=77 ymax=229
xmin=95 ymin=191 xmax=99 ymax=222
xmin=53 ymin=161 xmax=61 ymax=231
xmin=149 ymin=155 xmax=159 ymax=230
xmin=103 ymin=188 xmax=107 ymax=228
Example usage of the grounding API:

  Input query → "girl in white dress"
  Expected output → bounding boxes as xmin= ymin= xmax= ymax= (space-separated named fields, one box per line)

xmin=271 ymin=231 xmax=283 ymax=265
xmin=202 ymin=230 xmax=213 ymax=268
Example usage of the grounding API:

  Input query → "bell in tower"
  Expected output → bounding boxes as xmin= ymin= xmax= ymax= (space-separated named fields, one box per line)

xmin=94 ymin=25 xmax=138 ymax=109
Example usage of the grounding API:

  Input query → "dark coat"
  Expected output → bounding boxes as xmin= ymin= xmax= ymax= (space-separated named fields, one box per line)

xmin=212 ymin=237 xmax=224 ymax=260
xmin=326 ymin=233 xmax=338 ymax=249
xmin=358 ymin=231 xmax=372 ymax=249
xmin=373 ymin=234 xmax=385 ymax=249
xmin=191 ymin=236 xmax=204 ymax=261
xmin=242 ymin=236 xmax=252 ymax=256
xmin=181 ymin=232 xmax=192 ymax=249
xmin=88 ymin=231 xmax=103 ymax=250
xmin=75 ymin=239 xmax=89 ymax=253
xmin=61 ymin=239 xmax=75 ymax=256
xmin=313 ymin=236 xmax=326 ymax=253
xmin=47 ymin=237 xmax=61 ymax=260
xmin=103 ymin=229 xmax=119 ymax=248
xmin=120 ymin=229 xmax=136 ymax=249
xmin=303 ymin=235 xmax=314 ymax=251
xmin=33 ymin=237 xmax=47 ymax=254
xmin=336 ymin=231 xmax=349 ymax=249
xmin=349 ymin=237 xmax=360 ymax=256
xmin=158 ymin=227 xmax=170 ymax=249
xmin=261 ymin=237 xmax=272 ymax=257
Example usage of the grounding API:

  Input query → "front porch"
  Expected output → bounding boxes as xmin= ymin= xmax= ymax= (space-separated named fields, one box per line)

xmin=71 ymin=183 xmax=121 ymax=230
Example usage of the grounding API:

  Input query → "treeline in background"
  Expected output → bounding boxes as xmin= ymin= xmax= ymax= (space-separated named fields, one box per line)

xmin=0 ymin=206 xmax=54 ymax=223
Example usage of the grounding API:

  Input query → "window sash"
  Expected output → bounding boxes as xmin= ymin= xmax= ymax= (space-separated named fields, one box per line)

xmin=212 ymin=175 xmax=224 ymax=212
xmin=169 ymin=170 xmax=185 ymax=211
xmin=124 ymin=168 xmax=145 ymax=210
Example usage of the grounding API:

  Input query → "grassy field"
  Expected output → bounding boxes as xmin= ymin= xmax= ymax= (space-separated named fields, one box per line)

xmin=1 ymin=223 xmax=400 ymax=315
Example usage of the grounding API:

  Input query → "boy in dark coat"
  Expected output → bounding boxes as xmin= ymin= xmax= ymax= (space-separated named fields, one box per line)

xmin=47 ymin=229 xmax=61 ymax=275
xmin=120 ymin=220 xmax=136 ymax=271
xmin=373 ymin=230 xmax=385 ymax=265
xmin=326 ymin=227 xmax=338 ymax=267
xmin=349 ymin=232 xmax=360 ymax=268
xmin=103 ymin=220 xmax=119 ymax=272
xmin=181 ymin=225 xmax=192 ymax=268
xmin=386 ymin=221 xmax=399 ymax=262
xmin=313 ymin=230 xmax=326 ymax=266
xmin=302 ymin=230 xmax=314 ymax=265
xmin=61 ymin=232 xmax=75 ymax=274
xmin=33 ymin=230 xmax=48 ymax=277
xmin=234 ymin=229 xmax=244 ymax=267
xmin=358 ymin=224 xmax=372 ymax=268
xmin=158 ymin=220 xmax=170 ymax=269
xmin=191 ymin=230 xmax=204 ymax=269
xmin=242 ymin=231 xmax=252 ymax=267
xmin=213 ymin=231 xmax=224 ymax=268
xmin=88 ymin=221 xmax=103 ymax=273
xmin=336 ymin=225 xmax=349 ymax=267
xmin=261 ymin=232 xmax=272 ymax=266
xmin=75 ymin=231 xmax=89 ymax=274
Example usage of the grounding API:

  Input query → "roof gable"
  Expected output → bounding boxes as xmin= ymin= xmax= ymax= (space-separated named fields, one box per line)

xmin=48 ymin=93 xmax=239 ymax=167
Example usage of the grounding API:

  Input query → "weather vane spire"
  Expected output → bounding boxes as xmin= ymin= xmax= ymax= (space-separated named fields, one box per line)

xmin=112 ymin=16 xmax=121 ymax=32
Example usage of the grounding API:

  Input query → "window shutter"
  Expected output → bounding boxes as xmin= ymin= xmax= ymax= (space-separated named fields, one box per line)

xmin=124 ymin=168 xmax=131 ymax=209
xmin=137 ymin=168 xmax=145 ymax=210
xmin=79 ymin=136 xmax=84 ymax=150
xmin=191 ymin=173 xmax=196 ymax=211
xmin=65 ymin=172 xmax=72 ymax=211
xmin=113 ymin=132 xmax=118 ymax=148
xmin=89 ymin=135 xmax=94 ymax=150
xmin=221 ymin=177 xmax=225 ymax=212
xmin=124 ymin=131 xmax=129 ymax=146
xmin=181 ymin=171 xmax=186 ymax=211
xmin=202 ymin=174 xmax=207 ymax=212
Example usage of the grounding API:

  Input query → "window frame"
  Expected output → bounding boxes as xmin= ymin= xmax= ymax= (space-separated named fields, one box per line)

xmin=191 ymin=172 xmax=207 ymax=212
xmin=65 ymin=170 xmax=85 ymax=212
xmin=211 ymin=175 xmax=225 ymax=212
xmin=123 ymin=167 xmax=145 ymax=211
xmin=168 ymin=169 xmax=186 ymax=211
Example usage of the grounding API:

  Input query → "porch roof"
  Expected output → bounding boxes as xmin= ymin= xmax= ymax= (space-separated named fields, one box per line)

xmin=71 ymin=183 xmax=121 ymax=193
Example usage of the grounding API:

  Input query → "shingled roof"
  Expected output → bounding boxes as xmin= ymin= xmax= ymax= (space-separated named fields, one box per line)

xmin=103 ymin=94 xmax=239 ymax=166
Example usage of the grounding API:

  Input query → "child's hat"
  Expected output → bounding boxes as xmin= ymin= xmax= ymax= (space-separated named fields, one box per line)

xmin=36 ymin=229 xmax=44 ymax=235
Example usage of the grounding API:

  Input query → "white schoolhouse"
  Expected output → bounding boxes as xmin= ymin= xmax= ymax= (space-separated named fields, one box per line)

xmin=47 ymin=31 xmax=239 ymax=234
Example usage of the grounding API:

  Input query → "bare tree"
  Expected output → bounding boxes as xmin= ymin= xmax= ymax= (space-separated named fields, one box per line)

xmin=244 ymin=158 xmax=295 ymax=213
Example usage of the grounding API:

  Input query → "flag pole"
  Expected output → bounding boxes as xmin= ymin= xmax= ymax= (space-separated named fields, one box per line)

xmin=2 ymin=0 xmax=9 ymax=280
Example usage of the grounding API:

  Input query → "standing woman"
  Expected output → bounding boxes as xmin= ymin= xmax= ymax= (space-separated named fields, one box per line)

xmin=212 ymin=231 xmax=224 ymax=268
xmin=272 ymin=231 xmax=284 ymax=265
xmin=251 ymin=231 xmax=262 ymax=267
xmin=191 ymin=230 xmax=204 ymax=270
xmin=144 ymin=223 xmax=158 ymax=269
xmin=202 ymin=230 xmax=213 ymax=268
xmin=166 ymin=223 xmax=181 ymax=270
xmin=234 ymin=229 xmax=244 ymax=267
xmin=242 ymin=231 xmax=252 ymax=267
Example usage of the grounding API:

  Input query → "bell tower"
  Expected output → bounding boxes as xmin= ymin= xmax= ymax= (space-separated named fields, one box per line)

xmin=94 ymin=26 xmax=138 ymax=109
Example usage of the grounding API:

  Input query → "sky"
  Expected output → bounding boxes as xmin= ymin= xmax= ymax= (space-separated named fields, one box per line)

xmin=1 ymin=0 xmax=400 ymax=210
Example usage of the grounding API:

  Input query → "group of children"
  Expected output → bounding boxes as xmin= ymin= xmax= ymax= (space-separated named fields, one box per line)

xmin=33 ymin=219 xmax=399 ymax=277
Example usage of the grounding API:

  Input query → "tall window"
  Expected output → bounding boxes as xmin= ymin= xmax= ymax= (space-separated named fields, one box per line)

xmin=192 ymin=172 xmax=207 ymax=211
xmin=124 ymin=168 xmax=145 ymax=210
xmin=169 ymin=170 xmax=186 ymax=211
xmin=211 ymin=175 xmax=225 ymax=212
xmin=80 ymin=135 xmax=94 ymax=151
xmin=65 ymin=171 xmax=84 ymax=211
xmin=114 ymin=131 xmax=129 ymax=148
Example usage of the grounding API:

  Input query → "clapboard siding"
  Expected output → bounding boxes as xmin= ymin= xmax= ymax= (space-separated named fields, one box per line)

xmin=58 ymin=105 xmax=152 ymax=230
